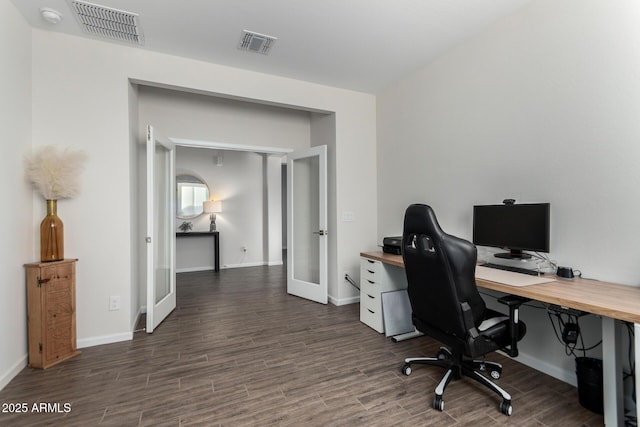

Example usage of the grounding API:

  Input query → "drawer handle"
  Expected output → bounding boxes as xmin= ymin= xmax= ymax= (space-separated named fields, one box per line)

xmin=367 ymin=294 xmax=375 ymax=299
xmin=367 ymin=280 xmax=374 ymax=284
xmin=367 ymin=260 xmax=375 ymax=264
xmin=367 ymin=309 xmax=374 ymax=314
xmin=367 ymin=270 xmax=375 ymax=274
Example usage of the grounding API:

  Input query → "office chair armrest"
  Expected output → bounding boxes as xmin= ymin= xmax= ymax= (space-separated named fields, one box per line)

xmin=460 ymin=302 xmax=479 ymax=339
xmin=497 ymin=295 xmax=530 ymax=357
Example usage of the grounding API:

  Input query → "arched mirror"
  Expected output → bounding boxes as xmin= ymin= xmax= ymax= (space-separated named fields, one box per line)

xmin=176 ymin=174 xmax=210 ymax=219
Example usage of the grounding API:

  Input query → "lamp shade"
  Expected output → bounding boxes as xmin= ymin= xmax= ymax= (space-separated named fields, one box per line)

xmin=203 ymin=200 xmax=222 ymax=213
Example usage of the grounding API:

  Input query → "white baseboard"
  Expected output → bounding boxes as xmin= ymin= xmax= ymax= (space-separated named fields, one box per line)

xmin=177 ymin=262 xmax=274 ymax=273
xmin=77 ymin=332 xmax=132 ymax=349
xmin=222 ymin=261 xmax=269 ymax=269
xmin=176 ymin=266 xmax=215 ymax=273
xmin=329 ymin=295 xmax=360 ymax=306
xmin=0 ymin=355 xmax=28 ymax=391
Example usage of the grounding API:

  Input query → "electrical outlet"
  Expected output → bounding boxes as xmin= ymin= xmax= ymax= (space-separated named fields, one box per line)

xmin=109 ymin=295 xmax=121 ymax=311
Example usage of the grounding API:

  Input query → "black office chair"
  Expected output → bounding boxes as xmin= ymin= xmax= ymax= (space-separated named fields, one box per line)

xmin=400 ymin=204 xmax=527 ymax=416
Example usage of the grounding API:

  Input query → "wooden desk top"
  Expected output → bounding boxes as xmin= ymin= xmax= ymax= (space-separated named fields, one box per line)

xmin=361 ymin=251 xmax=640 ymax=324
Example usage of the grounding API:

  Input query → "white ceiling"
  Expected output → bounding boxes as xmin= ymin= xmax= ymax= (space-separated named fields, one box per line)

xmin=11 ymin=0 xmax=532 ymax=93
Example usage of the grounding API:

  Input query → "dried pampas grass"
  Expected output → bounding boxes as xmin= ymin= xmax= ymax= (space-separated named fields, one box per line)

xmin=24 ymin=145 xmax=88 ymax=200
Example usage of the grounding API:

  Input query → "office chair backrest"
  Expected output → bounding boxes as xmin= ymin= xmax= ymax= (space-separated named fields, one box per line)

xmin=402 ymin=204 xmax=486 ymax=338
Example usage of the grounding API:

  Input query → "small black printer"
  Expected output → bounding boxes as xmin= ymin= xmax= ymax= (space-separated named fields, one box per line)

xmin=382 ymin=236 xmax=402 ymax=255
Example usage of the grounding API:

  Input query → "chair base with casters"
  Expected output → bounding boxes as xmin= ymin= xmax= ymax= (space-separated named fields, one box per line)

xmin=401 ymin=346 xmax=513 ymax=415
xmin=400 ymin=294 xmax=527 ymax=416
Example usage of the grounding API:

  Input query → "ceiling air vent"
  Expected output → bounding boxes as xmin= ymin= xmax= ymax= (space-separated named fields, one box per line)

xmin=238 ymin=30 xmax=277 ymax=55
xmin=69 ymin=0 xmax=144 ymax=45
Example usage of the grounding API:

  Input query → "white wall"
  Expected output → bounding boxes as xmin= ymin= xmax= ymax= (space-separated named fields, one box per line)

xmin=0 ymin=1 xmax=33 ymax=389
xmin=137 ymin=86 xmax=311 ymax=150
xmin=377 ymin=0 xmax=640 ymax=388
xmin=138 ymin=86 xmax=311 ymax=273
xmin=128 ymin=84 xmax=141 ymax=332
xmin=173 ymin=148 xmax=280 ymax=271
xmin=265 ymin=155 xmax=283 ymax=266
xmin=308 ymin=109 xmax=378 ymax=305
xmin=331 ymin=108 xmax=378 ymax=304
xmin=27 ymin=29 xmax=376 ymax=350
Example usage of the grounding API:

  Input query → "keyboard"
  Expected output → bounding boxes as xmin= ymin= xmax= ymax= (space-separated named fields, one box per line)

xmin=481 ymin=262 xmax=543 ymax=276
xmin=476 ymin=266 xmax=554 ymax=286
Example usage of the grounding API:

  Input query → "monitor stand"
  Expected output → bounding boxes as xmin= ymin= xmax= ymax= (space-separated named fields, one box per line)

xmin=495 ymin=249 xmax=532 ymax=260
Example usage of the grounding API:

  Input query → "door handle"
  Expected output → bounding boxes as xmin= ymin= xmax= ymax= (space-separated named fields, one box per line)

xmin=312 ymin=230 xmax=328 ymax=236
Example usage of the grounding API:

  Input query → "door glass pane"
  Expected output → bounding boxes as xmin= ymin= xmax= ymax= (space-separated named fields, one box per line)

xmin=292 ymin=155 xmax=320 ymax=284
xmin=155 ymin=143 xmax=171 ymax=304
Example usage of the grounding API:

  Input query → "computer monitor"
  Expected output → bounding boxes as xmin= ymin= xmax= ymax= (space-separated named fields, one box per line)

xmin=472 ymin=203 xmax=550 ymax=259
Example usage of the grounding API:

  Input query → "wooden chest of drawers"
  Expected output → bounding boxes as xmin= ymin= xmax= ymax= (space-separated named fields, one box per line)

xmin=25 ymin=259 xmax=80 ymax=369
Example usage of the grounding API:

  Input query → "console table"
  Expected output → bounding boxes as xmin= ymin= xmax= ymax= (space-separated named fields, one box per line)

xmin=361 ymin=250 xmax=640 ymax=426
xmin=176 ymin=231 xmax=220 ymax=272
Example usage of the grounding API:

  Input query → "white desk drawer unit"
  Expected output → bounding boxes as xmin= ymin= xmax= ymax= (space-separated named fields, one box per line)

xmin=360 ymin=256 xmax=407 ymax=333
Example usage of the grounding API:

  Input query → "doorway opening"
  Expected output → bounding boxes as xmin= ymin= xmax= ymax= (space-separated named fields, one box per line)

xmin=133 ymin=83 xmax=336 ymax=334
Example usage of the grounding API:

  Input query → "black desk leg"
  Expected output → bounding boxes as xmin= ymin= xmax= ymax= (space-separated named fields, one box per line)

xmin=214 ymin=234 xmax=220 ymax=272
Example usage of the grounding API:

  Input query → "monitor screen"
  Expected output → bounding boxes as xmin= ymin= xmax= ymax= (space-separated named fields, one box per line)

xmin=473 ymin=203 xmax=550 ymax=259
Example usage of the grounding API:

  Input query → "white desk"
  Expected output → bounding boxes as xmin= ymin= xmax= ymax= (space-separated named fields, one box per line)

xmin=361 ymin=251 xmax=640 ymax=426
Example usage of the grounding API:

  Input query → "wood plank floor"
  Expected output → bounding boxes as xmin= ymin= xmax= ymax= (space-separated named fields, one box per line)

xmin=0 ymin=265 xmax=604 ymax=426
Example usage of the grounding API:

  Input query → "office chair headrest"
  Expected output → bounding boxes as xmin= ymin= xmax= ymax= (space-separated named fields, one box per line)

xmin=403 ymin=204 xmax=444 ymax=239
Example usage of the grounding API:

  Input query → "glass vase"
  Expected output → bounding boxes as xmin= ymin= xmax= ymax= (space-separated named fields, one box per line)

xmin=40 ymin=199 xmax=64 ymax=262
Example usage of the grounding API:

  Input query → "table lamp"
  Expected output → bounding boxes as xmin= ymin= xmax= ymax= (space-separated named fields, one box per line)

xmin=203 ymin=200 xmax=222 ymax=231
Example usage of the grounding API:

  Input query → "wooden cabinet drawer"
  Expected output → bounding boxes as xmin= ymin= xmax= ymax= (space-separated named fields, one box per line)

xmin=40 ymin=262 xmax=74 ymax=282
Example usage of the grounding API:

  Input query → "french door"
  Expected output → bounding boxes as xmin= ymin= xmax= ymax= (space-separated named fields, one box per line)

xmin=286 ymin=145 xmax=328 ymax=304
xmin=145 ymin=125 xmax=176 ymax=333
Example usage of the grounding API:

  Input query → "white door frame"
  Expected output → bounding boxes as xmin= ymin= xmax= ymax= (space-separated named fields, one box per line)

xmin=172 ymin=138 xmax=292 ymax=155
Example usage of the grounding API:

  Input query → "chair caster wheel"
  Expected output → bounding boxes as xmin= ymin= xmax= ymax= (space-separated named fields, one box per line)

xmin=436 ymin=348 xmax=450 ymax=360
xmin=401 ymin=364 xmax=412 ymax=376
xmin=500 ymin=400 xmax=512 ymax=416
xmin=490 ymin=369 xmax=501 ymax=379
xmin=433 ymin=395 xmax=444 ymax=411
